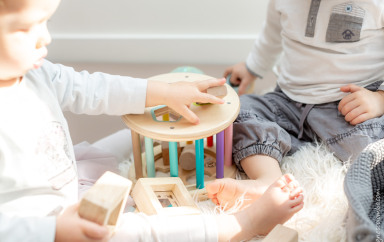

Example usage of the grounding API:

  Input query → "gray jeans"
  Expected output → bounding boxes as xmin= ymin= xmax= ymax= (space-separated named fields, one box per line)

xmin=233 ymin=81 xmax=384 ymax=172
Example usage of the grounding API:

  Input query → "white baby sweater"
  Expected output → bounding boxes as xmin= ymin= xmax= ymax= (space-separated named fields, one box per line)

xmin=247 ymin=0 xmax=384 ymax=104
xmin=0 ymin=60 xmax=147 ymax=241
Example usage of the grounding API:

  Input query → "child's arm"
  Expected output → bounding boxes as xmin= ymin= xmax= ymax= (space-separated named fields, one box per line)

xmin=338 ymin=84 xmax=384 ymax=125
xmin=55 ymin=204 xmax=109 ymax=242
xmin=44 ymin=61 xmax=225 ymax=124
xmin=146 ymin=78 xmax=226 ymax=124
xmin=224 ymin=62 xmax=258 ymax=95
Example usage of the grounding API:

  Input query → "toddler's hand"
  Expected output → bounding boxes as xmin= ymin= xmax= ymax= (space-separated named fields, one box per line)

xmin=338 ymin=84 xmax=384 ymax=125
xmin=224 ymin=62 xmax=257 ymax=95
xmin=165 ymin=78 xmax=226 ymax=124
xmin=55 ymin=203 xmax=109 ymax=242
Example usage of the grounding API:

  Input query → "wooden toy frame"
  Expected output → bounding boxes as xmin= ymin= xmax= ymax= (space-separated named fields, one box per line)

xmin=132 ymin=177 xmax=201 ymax=216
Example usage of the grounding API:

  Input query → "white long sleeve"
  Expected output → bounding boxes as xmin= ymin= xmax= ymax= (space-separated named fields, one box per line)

xmin=246 ymin=0 xmax=282 ymax=78
xmin=111 ymin=213 xmax=218 ymax=242
xmin=35 ymin=60 xmax=147 ymax=115
xmin=0 ymin=214 xmax=56 ymax=242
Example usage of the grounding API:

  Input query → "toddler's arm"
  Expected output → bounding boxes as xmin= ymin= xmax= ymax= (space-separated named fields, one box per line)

xmin=339 ymin=84 xmax=384 ymax=125
xmin=146 ymin=78 xmax=226 ymax=124
xmin=0 ymin=213 xmax=56 ymax=242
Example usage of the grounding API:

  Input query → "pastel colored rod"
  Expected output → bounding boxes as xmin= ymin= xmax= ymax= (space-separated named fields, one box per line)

xmin=207 ymin=136 xmax=213 ymax=147
xmin=216 ymin=131 xmax=225 ymax=178
xmin=131 ymin=130 xmax=143 ymax=179
xmin=224 ymin=124 xmax=233 ymax=166
xmin=169 ymin=142 xmax=179 ymax=177
xmin=144 ymin=137 xmax=155 ymax=177
xmin=195 ymin=139 xmax=205 ymax=189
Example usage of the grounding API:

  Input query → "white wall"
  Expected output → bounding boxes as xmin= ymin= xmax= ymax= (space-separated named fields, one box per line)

xmin=47 ymin=0 xmax=268 ymax=64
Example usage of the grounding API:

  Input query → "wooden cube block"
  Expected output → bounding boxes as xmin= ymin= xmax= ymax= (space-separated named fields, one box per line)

xmin=132 ymin=177 xmax=201 ymax=216
xmin=78 ymin=171 xmax=132 ymax=227
xmin=263 ymin=224 xmax=298 ymax=242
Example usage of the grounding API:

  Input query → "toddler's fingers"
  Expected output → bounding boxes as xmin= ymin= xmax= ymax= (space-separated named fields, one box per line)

xmin=81 ymin=219 xmax=109 ymax=240
xmin=223 ymin=67 xmax=232 ymax=78
xmin=174 ymin=105 xmax=199 ymax=124
xmin=238 ymin=82 xmax=248 ymax=96
xmin=197 ymin=78 xmax=226 ymax=91
xmin=196 ymin=93 xmax=225 ymax=105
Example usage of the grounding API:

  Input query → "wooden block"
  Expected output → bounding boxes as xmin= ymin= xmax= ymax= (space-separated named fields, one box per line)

xmin=78 ymin=171 xmax=132 ymax=227
xmin=207 ymin=85 xmax=227 ymax=98
xmin=179 ymin=144 xmax=196 ymax=171
xmin=132 ymin=177 xmax=201 ymax=216
xmin=263 ymin=224 xmax=298 ymax=242
xmin=161 ymin=141 xmax=182 ymax=166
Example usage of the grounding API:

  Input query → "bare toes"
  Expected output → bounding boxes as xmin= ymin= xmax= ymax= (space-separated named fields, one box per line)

xmin=283 ymin=174 xmax=295 ymax=184
xmin=291 ymin=200 xmax=304 ymax=213
xmin=275 ymin=176 xmax=289 ymax=190
xmin=289 ymin=194 xmax=304 ymax=208
xmin=289 ymin=187 xmax=303 ymax=199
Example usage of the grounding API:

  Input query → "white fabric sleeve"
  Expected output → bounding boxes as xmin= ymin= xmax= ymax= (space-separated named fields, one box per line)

xmin=0 ymin=213 xmax=56 ymax=242
xmin=41 ymin=60 xmax=148 ymax=115
xmin=246 ymin=0 xmax=282 ymax=78
xmin=111 ymin=212 xmax=218 ymax=242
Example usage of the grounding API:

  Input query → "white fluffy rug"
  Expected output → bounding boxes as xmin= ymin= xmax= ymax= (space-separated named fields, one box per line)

xmin=195 ymin=142 xmax=349 ymax=242
xmin=278 ymin=142 xmax=348 ymax=242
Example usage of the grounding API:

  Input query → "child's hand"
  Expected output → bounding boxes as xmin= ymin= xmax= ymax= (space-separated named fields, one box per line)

xmin=224 ymin=62 xmax=257 ymax=95
xmin=55 ymin=203 xmax=109 ymax=242
xmin=338 ymin=84 xmax=384 ymax=125
xmin=146 ymin=78 xmax=226 ymax=124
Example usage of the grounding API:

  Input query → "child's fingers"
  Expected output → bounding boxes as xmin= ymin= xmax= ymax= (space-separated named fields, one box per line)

xmin=197 ymin=78 xmax=226 ymax=91
xmin=196 ymin=93 xmax=225 ymax=105
xmin=338 ymin=94 xmax=356 ymax=112
xmin=223 ymin=67 xmax=233 ymax=78
xmin=350 ymin=113 xmax=370 ymax=125
xmin=173 ymin=105 xmax=199 ymax=124
xmin=339 ymin=98 xmax=359 ymax=116
xmin=81 ymin=220 xmax=109 ymax=240
xmin=238 ymin=82 xmax=248 ymax=96
xmin=340 ymin=84 xmax=363 ymax=93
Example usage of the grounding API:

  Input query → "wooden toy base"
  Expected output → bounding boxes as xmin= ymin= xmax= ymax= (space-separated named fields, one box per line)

xmin=128 ymin=142 xmax=237 ymax=201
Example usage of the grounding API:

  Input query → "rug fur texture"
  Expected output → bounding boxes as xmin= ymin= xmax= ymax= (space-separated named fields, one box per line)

xmin=196 ymin=142 xmax=349 ymax=242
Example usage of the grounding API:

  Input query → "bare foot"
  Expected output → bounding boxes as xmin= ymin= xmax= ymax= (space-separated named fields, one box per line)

xmin=231 ymin=174 xmax=304 ymax=241
xmin=206 ymin=177 xmax=273 ymax=210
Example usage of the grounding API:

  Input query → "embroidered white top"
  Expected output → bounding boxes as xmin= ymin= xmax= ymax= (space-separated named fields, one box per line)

xmin=0 ymin=60 xmax=147 ymax=241
xmin=246 ymin=0 xmax=384 ymax=104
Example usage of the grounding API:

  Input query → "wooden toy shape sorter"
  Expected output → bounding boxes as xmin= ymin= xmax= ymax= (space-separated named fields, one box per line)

xmin=121 ymin=72 xmax=240 ymax=189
